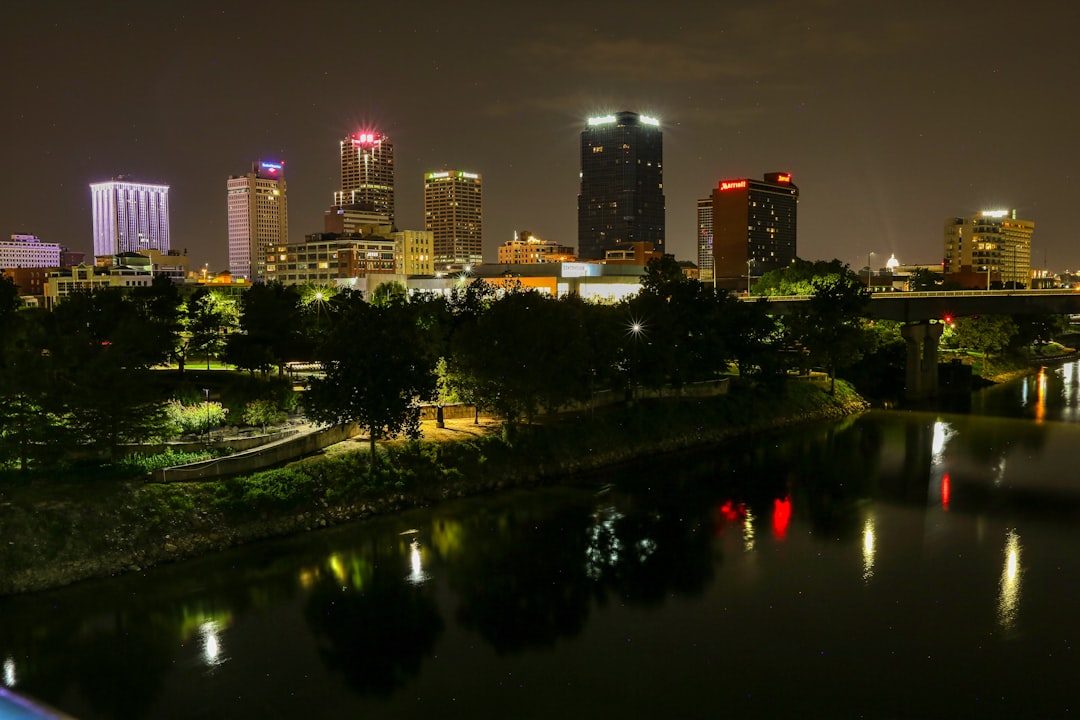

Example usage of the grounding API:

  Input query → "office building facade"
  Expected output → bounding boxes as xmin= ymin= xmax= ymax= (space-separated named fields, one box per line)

xmin=227 ymin=161 xmax=288 ymax=281
xmin=90 ymin=179 xmax=170 ymax=257
xmin=696 ymin=198 xmax=713 ymax=282
xmin=0 ymin=234 xmax=61 ymax=270
xmin=944 ymin=209 xmax=1034 ymax=288
xmin=711 ymin=172 xmax=798 ymax=290
xmin=335 ymin=131 xmax=394 ymax=226
xmin=424 ymin=170 xmax=483 ymax=270
xmin=577 ymin=111 xmax=664 ymax=261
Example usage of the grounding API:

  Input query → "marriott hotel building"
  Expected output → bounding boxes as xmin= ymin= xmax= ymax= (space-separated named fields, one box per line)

xmin=711 ymin=172 xmax=798 ymax=290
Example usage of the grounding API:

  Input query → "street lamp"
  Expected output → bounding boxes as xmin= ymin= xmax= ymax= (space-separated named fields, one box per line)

xmin=746 ymin=258 xmax=753 ymax=296
xmin=627 ymin=320 xmax=645 ymax=402
xmin=866 ymin=251 xmax=877 ymax=290
xmin=203 ymin=388 xmax=211 ymax=443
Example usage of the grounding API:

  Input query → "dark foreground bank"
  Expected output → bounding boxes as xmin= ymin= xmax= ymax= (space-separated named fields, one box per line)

xmin=0 ymin=379 xmax=867 ymax=596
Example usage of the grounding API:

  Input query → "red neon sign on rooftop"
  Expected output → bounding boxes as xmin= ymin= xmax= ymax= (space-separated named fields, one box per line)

xmin=775 ymin=173 xmax=791 ymax=183
xmin=719 ymin=179 xmax=748 ymax=191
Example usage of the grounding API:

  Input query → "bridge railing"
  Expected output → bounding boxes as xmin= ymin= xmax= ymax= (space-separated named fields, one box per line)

xmin=738 ymin=288 xmax=1080 ymax=302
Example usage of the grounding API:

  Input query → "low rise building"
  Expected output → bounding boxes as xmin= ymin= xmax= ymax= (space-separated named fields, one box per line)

xmin=0 ymin=233 xmax=62 ymax=269
xmin=265 ymin=233 xmax=397 ymax=285
xmin=44 ymin=263 xmax=153 ymax=309
xmin=497 ymin=231 xmax=575 ymax=264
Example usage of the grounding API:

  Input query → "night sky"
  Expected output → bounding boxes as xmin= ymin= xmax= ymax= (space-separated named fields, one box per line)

xmin=4 ymin=1 xmax=1077 ymax=274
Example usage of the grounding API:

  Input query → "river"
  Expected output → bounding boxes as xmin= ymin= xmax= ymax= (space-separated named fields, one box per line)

xmin=4 ymin=364 xmax=1080 ymax=719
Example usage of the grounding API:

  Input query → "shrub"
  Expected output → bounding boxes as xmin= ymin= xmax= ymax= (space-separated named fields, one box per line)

xmin=164 ymin=400 xmax=228 ymax=436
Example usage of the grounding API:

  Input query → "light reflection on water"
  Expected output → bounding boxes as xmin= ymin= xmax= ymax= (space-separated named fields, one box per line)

xmin=998 ymin=529 xmax=1023 ymax=633
xmin=6 ymin=372 xmax=1080 ymax=718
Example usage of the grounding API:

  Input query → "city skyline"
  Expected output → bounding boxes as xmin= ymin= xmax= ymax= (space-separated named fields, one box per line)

xmin=3 ymin=1 xmax=1078 ymax=274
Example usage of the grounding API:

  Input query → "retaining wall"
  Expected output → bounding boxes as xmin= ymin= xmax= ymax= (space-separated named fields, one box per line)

xmin=154 ymin=423 xmax=358 ymax=482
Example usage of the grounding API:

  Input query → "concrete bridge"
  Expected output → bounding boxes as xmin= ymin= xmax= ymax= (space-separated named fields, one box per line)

xmin=739 ymin=289 xmax=1080 ymax=400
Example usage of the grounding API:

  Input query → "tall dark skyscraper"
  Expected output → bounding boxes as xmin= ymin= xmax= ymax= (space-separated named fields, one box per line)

xmin=711 ymin=172 xmax=798 ymax=290
xmin=577 ymin=111 xmax=665 ymax=261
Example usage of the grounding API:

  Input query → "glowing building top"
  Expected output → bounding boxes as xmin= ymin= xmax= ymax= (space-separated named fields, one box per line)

xmin=89 ymin=178 xmax=170 ymax=257
xmin=577 ymin=111 xmax=664 ymax=261
xmin=335 ymin=131 xmax=394 ymax=226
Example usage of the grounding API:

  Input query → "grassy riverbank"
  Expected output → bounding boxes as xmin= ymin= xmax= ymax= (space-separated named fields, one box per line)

xmin=0 ymin=378 xmax=867 ymax=596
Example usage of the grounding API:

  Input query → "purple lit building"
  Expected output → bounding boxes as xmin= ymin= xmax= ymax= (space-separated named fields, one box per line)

xmin=90 ymin=179 xmax=170 ymax=258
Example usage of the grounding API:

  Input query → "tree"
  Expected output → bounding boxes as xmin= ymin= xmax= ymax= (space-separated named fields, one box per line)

xmin=185 ymin=288 xmax=239 ymax=371
xmin=907 ymin=268 xmax=942 ymax=292
xmin=753 ymin=258 xmax=853 ymax=297
xmin=225 ymin=281 xmax=306 ymax=375
xmin=305 ymin=295 xmax=438 ymax=466
xmin=947 ymin=315 xmax=1018 ymax=364
xmin=0 ymin=298 xmax=61 ymax=472
xmin=1011 ymin=313 xmax=1071 ymax=352
xmin=41 ymin=289 xmax=173 ymax=459
xmin=640 ymin=254 xmax=696 ymax=299
xmin=786 ymin=273 xmax=872 ymax=393
xmin=449 ymin=290 xmax=591 ymax=426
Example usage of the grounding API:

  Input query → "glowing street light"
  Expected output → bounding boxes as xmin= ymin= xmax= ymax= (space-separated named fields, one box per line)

xmin=203 ymin=388 xmax=211 ymax=443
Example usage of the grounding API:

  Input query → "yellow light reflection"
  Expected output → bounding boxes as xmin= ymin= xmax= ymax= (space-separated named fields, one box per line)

xmin=3 ymin=656 xmax=15 ymax=687
xmin=862 ymin=518 xmax=876 ymax=582
xmin=742 ymin=507 xmax=756 ymax=552
xmin=328 ymin=553 xmax=348 ymax=585
xmin=997 ymin=529 xmax=1022 ymax=631
xmin=1034 ymin=368 xmax=1047 ymax=423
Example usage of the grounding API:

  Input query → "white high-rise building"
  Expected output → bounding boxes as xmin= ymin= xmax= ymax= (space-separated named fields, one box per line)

xmin=424 ymin=170 xmax=482 ymax=270
xmin=335 ymin=132 xmax=394 ymax=226
xmin=228 ymin=161 xmax=289 ymax=281
xmin=90 ymin=179 xmax=170 ymax=257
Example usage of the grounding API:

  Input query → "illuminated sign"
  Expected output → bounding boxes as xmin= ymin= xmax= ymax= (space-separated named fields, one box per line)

xmin=260 ymin=162 xmax=283 ymax=174
xmin=719 ymin=180 xmax=748 ymax=191
xmin=426 ymin=171 xmax=449 ymax=179
xmin=561 ymin=262 xmax=599 ymax=278
xmin=640 ymin=115 xmax=660 ymax=126
xmin=587 ymin=115 xmax=616 ymax=126
xmin=460 ymin=172 xmax=479 ymax=179
xmin=775 ymin=173 xmax=791 ymax=183
xmin=353 ymin=132 xmax=381 ymax=145
xmin=981 ymin=209 xmax=1010 ymax=218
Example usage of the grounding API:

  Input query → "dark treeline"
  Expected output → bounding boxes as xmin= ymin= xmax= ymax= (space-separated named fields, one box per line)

xmin=0 ymin=257 xmax=887 ymax=474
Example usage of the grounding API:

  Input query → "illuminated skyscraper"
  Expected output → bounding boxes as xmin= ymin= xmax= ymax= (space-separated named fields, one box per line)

xmin=944 ymin=209 xmax=1033 ymax=288
xmin=424 ymin=170 xmax=483 ymax=270
xmin=697 ymin=198 xmax=713 ymax=282
xmin=90 ymin=178 xmax=170 ymax=257
xmin=335 ymin=131 xmax=394 ymax=226
xmin=711 ymin=172 xmax=798 ymax=290
xmin=577 ymin=111 xmax=664 ymax=261
xmin=227 ymin=161 xmax=288 ymax=281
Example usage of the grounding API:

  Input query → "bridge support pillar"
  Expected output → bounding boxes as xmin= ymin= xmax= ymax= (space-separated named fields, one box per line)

xmin=901 ymin=321 xmax=944 ymax=401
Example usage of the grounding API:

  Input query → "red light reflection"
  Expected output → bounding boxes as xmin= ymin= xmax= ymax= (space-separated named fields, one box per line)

xmin=714 ymin=500 xmax=746 ymax=535
xmin=941 ymin=473 xmax=951 ymax=511
xmin=772 ymin=497 xmax=792 ymax=538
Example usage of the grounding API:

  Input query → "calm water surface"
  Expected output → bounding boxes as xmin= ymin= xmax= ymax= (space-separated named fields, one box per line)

xmin=5 ymin=364 xmax=1080 ymax=719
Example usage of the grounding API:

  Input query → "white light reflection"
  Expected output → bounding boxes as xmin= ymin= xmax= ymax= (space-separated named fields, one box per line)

xmin=407 ymin=539 xmax=429 ymax=585
xmin=862 ymin=517 xmax=876 ymax=583
xmin=993 ymin=457 xmax=1007 ymax=487
xmin=997 ymin=529 xmax=1022 ymax=632
xmin=3 ymin=657 xmax=15 ymax=687
xmin=585 ymin=506 xmax=624 ymax=580
xmin=742 ymin=507 xmax=756 ymax=552
xmin=200 ymin=621 xmax=226 ymax=668
xmin=931 ymin=420 xmax=952 ymax=462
